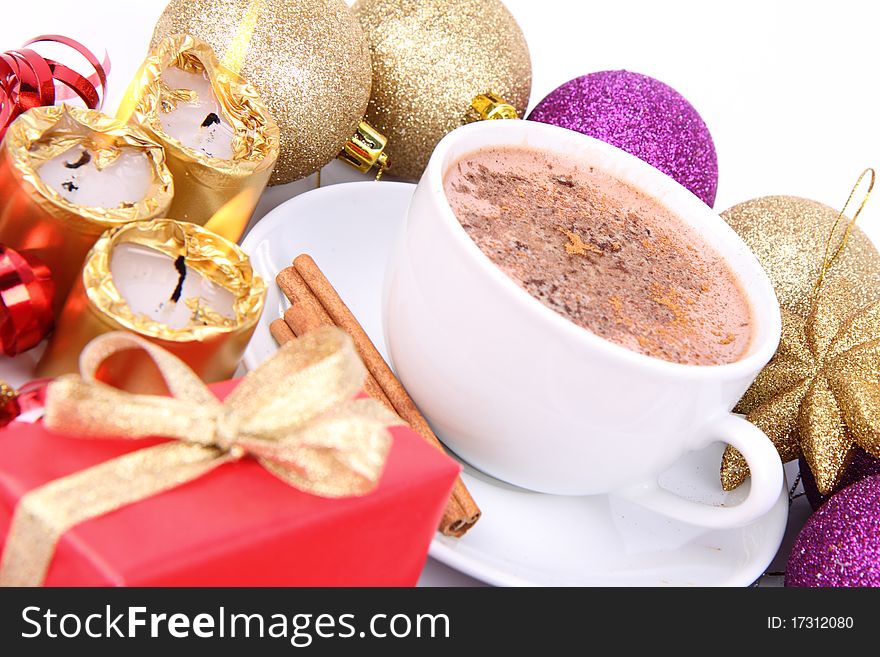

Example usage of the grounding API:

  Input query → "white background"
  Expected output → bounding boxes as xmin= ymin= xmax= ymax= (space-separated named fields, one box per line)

xmin=3 ymin=1 xmax=878 ymax=228
xmin=2 ymin=0 xmax=877 ymax=585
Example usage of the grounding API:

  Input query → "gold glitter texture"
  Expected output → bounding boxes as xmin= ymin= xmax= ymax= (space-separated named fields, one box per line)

xmin=152 ymin=0 xmax=372 ymax=185
xmin=353 ymin=0 xmax=532 ymax=181
xmin=0 ymin=327 xmax=402 ymax=586
xmin=722 ymin=196 xmax=880 ymax=319
xmin=720 ymin=195 xmax=880 ymax=493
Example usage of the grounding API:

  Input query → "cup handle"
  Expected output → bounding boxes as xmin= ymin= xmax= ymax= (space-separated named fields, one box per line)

xmin=613 ymin=413 xmax=784 ymax=529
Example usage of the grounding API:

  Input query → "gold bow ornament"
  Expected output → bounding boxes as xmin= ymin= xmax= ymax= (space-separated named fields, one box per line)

xmin=0 ymin=326 xmax=402 ymax=587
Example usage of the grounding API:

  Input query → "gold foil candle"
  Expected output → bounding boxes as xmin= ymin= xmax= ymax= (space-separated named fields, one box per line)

xmin=124 ymin=34 xmax=279 ymax=231
xmin=37 ymin=219 xmax=266 ymax=389
xmin=0 ymin=105 xmax=174 ymax=312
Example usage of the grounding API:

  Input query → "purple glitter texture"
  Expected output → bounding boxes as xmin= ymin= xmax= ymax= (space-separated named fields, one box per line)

xmin=527 ymin=70 xmax=719 ymax=206
xmin=786 ymin=475 xmax=880 ymax=587
xmin=800 ymin=448 xmax=880 ymax=511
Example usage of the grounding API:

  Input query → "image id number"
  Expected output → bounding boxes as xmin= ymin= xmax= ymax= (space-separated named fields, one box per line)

xmin=768 ymin=617 xmax=854 ymax=630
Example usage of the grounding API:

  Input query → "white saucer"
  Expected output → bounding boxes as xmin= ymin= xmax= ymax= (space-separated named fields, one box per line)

xmin=241 ymin=181 xmax=789 ymax=586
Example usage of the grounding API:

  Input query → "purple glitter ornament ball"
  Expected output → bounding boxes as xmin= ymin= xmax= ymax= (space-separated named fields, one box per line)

xmin=800 ymin=448 xmax=880 ymax=510
xmin=786 ymin=475 xmax=880 ymax=587
xmin=528 ymin=70 xmax=719 ymax=206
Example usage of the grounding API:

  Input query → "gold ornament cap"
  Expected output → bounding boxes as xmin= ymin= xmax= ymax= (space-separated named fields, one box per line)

xmin=337 ymin=121 xmax=390 ymax=177
xmin=0 ymin=381 xmax=17 ymax=406
xmin=467 ymin=92 xmax=519 ymax=122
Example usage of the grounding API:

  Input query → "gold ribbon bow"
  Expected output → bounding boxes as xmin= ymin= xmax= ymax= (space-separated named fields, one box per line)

xmin=0 ymin=327 xmax=401 ymax=587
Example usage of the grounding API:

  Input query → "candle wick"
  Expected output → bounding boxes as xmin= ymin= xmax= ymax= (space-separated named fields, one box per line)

xmin=170 ymin=255 xmax=187 ymax=303
xmin=201 ymin=113 xmax=221 ymax=128
xmin=64 ymin=150 xmax=91 ymax=169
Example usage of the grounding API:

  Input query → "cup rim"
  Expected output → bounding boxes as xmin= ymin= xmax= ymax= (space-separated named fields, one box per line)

xmin=421 ymin=119 xmax=781 ymax=379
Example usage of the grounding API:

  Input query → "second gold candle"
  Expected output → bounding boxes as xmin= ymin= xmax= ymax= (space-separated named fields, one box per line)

xmin=124 ymin=35 xmax=279 ymax=229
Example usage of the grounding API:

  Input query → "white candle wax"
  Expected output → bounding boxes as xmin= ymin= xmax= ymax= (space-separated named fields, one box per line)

xmin=158 ymin=67 xmax=235 ymax=160
xmin=110 ymin=242 xmax=235 ymax=330
xmin=38 ymin=147 xmax=153 ymax=208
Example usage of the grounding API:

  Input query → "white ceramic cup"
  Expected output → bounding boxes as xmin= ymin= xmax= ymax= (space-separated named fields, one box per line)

xmin=383 ymin=120 xmax=784 ymax=529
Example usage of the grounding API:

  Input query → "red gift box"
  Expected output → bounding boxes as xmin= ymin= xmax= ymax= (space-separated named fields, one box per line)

xmin=0 ymin=379 xmax=460 ymax=586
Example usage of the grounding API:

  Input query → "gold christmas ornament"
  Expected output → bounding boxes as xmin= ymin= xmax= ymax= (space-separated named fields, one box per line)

xmin=152 ymin=0 xmax=373 ymax=185
xmin=722 ymin=195 xmax=880 ymax=319
xmin=352 ymin=0 xmax=532 ymax=181
xmin=721 ymin=172 xmax=880 ymax=493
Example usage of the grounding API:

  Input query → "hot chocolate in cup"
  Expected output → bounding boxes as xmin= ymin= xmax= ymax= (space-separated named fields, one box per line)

xmin=383 ymin=119 xmax=783 ymax=529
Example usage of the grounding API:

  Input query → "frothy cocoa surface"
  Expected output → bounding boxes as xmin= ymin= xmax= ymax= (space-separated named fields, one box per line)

xmin=444 ymin=147 xmax=752 ymax=365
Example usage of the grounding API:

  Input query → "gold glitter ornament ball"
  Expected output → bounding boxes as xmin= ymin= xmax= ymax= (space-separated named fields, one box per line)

xmin=722 ymin=196 xmax=880 ymax=319
xmin=719 ymin=195 xmax=880 ymax=492
xmin=352 ymin=0 xmax=531 ymax=181
xmin=152 ymin=0 xmax=372 ymax=185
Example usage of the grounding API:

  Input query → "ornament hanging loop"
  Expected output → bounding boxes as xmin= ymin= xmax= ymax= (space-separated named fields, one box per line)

xmin=814 ymin=167 xmax=876 ymax=297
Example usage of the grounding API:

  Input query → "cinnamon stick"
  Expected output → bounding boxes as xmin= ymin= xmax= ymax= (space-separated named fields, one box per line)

xmin=270 ymin=318 xmax=296 ymax=345
xmin=277 ymin=267 xmax=333 ymax=329
xmin=292 ymin=254 xmax=481 ymax=536
xmin=277 ymin=267 xmax=396 ymax=414
xmin=284 ymin=302 xmax=330 ymax=335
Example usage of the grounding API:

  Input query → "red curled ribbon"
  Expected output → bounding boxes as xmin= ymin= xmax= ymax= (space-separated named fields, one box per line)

xmin=0 ymin=245 xmax=54 ymax=356
xmin=0 ymin=35 xmax=108 ymax=141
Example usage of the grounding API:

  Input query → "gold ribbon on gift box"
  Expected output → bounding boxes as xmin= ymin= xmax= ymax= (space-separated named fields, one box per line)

xmin=0 ymin=326 xmax=402 ymax=587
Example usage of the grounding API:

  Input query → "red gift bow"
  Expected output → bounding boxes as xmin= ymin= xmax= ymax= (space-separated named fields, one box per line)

xmin=0 ymin=35 xmax=108 ymax=141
